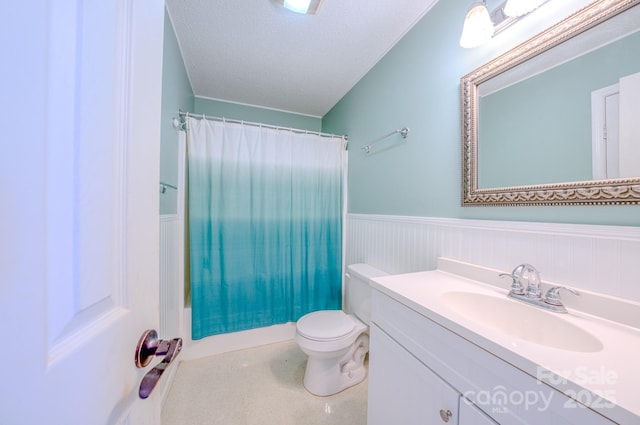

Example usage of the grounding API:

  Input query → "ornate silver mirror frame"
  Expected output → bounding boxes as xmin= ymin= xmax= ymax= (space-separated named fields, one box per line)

xmin=461 ymin=0 xmax=640 ymax=206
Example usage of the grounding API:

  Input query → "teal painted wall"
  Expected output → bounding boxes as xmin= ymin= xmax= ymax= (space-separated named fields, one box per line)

xmin=160 ymin=8 xmax=195 ymax=215
xmin=194 ymin=97 xmax=322 ymax=131
xmin=322 ymin=0 xmax=640 ymax=226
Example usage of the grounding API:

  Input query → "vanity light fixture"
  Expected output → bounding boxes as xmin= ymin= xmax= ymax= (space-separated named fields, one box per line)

xmin=459 ymin=1 xmax=494 ymax=49
xmin=276 ymin=0 xmax=324 ymax=15
xmin=504 ymin=0 xmax=545 ymax=17
xmin=460 ymin=0 xmax=550 ymax=48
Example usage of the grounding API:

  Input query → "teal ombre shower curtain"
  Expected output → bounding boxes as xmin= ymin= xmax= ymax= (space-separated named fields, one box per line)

xmin=186 ymin=117 xmax=345 ymax=339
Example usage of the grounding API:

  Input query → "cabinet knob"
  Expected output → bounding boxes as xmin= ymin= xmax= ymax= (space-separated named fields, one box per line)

xmin=439 ymin=409 xmax=453 ymax=422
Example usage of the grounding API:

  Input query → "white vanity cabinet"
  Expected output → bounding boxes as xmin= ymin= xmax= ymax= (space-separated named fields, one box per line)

xmin=458 ymin=399 xmax=500 ymax=425
xmin=368 ymin=323 xmax=460 ymax=424
xmin=368 ymin=289 xmax=615 ymax=425
xmin=369 ymin=323 xmax=496 ymax=425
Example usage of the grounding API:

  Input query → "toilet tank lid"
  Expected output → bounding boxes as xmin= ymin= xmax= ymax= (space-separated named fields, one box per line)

xmin=346 ymin=263 xmax=388 ymax=280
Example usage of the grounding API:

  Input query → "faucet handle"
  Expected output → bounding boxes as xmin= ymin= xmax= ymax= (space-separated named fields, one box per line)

xmin=544 ymin=286 xmax=580 ymax=306
xmin=499 ymin=270 xmax=525 ymax=295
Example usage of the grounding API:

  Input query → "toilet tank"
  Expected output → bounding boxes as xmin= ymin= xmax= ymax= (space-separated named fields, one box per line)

xmin=345 ymin=264 xmax=388 ymax=324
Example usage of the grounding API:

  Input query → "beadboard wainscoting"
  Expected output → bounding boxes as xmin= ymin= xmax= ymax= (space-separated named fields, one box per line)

xmin=346 ymin=214 xmax=640 ymax=303
xmin=160 ymin=214 xmax=183 ymax=339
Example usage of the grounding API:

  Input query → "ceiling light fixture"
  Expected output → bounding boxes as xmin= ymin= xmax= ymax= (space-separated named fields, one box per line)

xmin=459 ymin=0 xmax=550 ymax=48
xmin=277 ymin=0 xmax=324 ymax=15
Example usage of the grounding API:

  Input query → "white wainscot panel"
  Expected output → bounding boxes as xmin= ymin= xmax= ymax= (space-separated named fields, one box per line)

xmin=346 ymin=214 xmax=640 ymax=303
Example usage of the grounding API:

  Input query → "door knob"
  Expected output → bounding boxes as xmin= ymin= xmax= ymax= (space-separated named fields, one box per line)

xmin=135 ymin=329 xmax=182 ymax=368
xmin=135 ymin=329 xmax=183 ymax=399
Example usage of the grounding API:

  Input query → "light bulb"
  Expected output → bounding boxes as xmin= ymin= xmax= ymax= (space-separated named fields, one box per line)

xmin=503 ymin=0 xmax=545 ymax=18
xmin=283 ymin=0 xmax=311 ymax=14
xmin=460 ymin=1 xmax=494 ymax=49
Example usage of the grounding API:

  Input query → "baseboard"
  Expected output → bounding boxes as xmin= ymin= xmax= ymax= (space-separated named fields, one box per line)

xmin=179 ymin=307 xmax=297 ymax=361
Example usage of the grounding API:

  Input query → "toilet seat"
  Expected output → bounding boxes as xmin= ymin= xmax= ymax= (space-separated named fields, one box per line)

xmin=297 ymin=310 xmax=356 ymax=341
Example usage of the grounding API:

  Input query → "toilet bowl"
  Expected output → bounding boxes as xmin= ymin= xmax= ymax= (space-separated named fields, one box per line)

xmin=295 ymin=264 xmax=388 ymax=396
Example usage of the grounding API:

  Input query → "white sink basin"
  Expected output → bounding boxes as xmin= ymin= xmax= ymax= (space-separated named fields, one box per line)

xmin=440 ymin=291 xmax=603 ymax=353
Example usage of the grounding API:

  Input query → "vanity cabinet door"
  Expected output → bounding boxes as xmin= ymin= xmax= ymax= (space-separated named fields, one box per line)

xmin=368 ymin=324 xmax=459 ymax=425
xmin=458 ymin=398 xmax=499 ymax=425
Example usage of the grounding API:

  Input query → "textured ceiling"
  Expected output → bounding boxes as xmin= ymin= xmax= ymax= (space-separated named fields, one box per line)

xmin=166 ymin=0 xmax=440 ymax=117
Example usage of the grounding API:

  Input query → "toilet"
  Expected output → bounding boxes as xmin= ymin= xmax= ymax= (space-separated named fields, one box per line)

xmin=295 ymin=263 xmax=388 ymax=396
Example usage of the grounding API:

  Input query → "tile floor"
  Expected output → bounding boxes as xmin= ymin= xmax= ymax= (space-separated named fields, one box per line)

xmin=162 ymin=340 xmax=368 ymax=425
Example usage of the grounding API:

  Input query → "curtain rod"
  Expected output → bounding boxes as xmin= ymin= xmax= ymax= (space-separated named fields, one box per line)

xmin=177 ymin=110 xmax=348 ymax=141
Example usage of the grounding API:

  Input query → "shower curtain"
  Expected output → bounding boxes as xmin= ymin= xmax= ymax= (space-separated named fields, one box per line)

xmin=186 ymin=117 xmax=345 ymax=339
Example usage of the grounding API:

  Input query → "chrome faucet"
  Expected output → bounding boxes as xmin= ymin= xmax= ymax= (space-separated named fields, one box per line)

xmin=499 ymin=264 xmax=579 ymax=313
xmin=521 ymin=264 xmax=542 ymax=299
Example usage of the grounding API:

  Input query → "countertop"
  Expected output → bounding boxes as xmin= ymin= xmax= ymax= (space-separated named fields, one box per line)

xmin=371 ymin=267 xmax=640 ymax=424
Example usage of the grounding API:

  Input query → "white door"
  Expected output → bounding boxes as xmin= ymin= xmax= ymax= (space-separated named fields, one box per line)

xmin=619 ymin=72 xmax=640 ymax=178
xmin=1 ymin=1 xmax=165 ymax=424
xmin=591 ymin=83 xmax=620 ymax=180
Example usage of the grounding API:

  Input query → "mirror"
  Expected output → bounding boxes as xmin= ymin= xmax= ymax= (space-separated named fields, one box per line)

xmin=461 ymin=0 xmax=640 ymax=206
